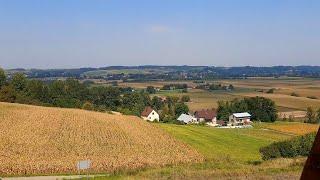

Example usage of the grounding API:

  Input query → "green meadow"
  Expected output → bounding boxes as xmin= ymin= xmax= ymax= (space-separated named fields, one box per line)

xmin=93 ymin=123 xmax=304 ymax=179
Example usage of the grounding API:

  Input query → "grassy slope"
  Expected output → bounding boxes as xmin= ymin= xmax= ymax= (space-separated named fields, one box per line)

xmin=158 ymin=124 xmax=292 ymax=162
xmin=0 ymin=102 xmax=202 ymax=176
xmin=93 ymin=123 xmax=304 ymax=179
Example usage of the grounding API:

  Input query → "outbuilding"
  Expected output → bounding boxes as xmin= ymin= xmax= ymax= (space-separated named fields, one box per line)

xmin=177 ymin=114 xmax=197 ymax=124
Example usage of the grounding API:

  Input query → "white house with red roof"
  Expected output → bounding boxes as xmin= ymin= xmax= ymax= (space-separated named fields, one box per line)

xmin=141 ymin=106 xmax=159 ymax=121
xmin=194 ymin=109 xmax=217 ymax=126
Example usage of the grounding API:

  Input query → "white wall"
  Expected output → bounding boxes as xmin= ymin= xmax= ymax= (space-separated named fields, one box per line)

xmin=143 ymin=110 xmax=159 ymax=121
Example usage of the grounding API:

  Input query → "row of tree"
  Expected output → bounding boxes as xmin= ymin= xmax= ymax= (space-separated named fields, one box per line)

xmin=217 ymin=97 xmax=278 ymax=122
xmin=0 ymin=69 xmax=189 ymax=122
xmin=195 ymin=83 xmax=234 ymax=91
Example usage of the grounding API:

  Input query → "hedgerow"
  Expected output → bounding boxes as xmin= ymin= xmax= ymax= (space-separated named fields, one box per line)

xmin=259 ymin=132 xmax=316 ymax=160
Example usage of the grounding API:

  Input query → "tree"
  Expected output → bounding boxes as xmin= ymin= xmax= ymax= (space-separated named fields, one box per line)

xmin=0 ymin=85 xmax=16 ymax=102
xmin=0 ymin=68 xmax=6 ymax=88
xmin=217 ymin=97 xmax=277 ymax=122
xmin=228 ymin=84 xmax=234 ymax=90
xmin=146 ymin=86 xmax=156 ymax=94
xmin=217 ymin=101 xmax=231 ymax=120
xmin=181 ymin=95 xmax=190 ymax=102
xmin=174 ymin=103 xmax=189 ymax=116
xmin=244 ymin=97 xmax=277 ymax=122
xmin=82 ymin=101 xmax=94 ymax=111
xmin=151 ymin=96 xmax=163 ymax=110
xmin=89 ymin=86 xmax=121 ymax=110
xmin=306 ymin=107 xmax=315 ymax=123
xmin=316 ymin=108 xmax=320 ymax=124
xmin=11 ymin=73 xmax=27 ymax=91
xmin=26 ymin=80 xmax=48 ymax=102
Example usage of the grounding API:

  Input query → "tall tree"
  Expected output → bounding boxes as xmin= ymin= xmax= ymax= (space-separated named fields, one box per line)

xmin=0 ymin=85 xmax=16 ymax=102
xmin=11 ymin=73 xmax=27 ymax=91
xmin=306 ymin=107 xmax=315 ymax=123
xmin=0 ymin=68 xmax=6 ymax=88
xmin=175 ymin=103 xmax=189 ymax=116
xmin=151 ymin=96 xmax=163 ymax=110
xmin=146 ymin=86 xmax=156 ymax=94
xmin=316 ymin=108 xmax=320 ymax=124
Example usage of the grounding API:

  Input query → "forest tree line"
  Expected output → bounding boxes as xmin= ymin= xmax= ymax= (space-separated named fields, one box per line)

xmin=0 ymin=69 xmax=189 ymax=123
xmin=217 ymin=97 xmax=278 ymax=122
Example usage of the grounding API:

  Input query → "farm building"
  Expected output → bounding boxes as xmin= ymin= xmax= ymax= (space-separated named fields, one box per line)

xmin=177 ymin=114 xmax=197 ymax=124
xmin=141 ymin=106 xmax=159 ymax=121
xmin=194 ymin=109 xmax=217 ymax=125
xmin=229 ymin=112 xmax=252 ymax=126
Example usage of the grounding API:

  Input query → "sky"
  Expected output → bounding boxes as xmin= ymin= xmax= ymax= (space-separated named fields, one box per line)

xmin=0 ymin=0 xmax=319 ymax=69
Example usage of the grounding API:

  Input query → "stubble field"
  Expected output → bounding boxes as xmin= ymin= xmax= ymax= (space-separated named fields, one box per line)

xmin=0 ymin=102 xmax=203 ymax=176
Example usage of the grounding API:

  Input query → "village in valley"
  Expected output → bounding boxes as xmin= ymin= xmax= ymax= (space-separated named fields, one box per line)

xmin=141 ymin=106 xmax=253 ymax=128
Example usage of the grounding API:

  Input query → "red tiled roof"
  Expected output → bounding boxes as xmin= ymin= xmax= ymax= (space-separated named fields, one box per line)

xmin=194 ymin=109 xmax=217 ymax=120
xmin=141 ymin=106 xmax=154 ymax=117
xmin=217 ymin=120 xmax=225 ymax=125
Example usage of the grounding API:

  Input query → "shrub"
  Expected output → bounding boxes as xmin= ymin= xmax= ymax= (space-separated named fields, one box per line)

xmin=260 ymin=132 xmax=316 ymax=160
xmin=82 ymin=101 xmax=94 ymax=111
xmin=266 ymin=88 xmax=274 ymax=94
xmin=181 ymin=95 xmax=191 ymax=102
xmin=307 ymin=96 xmax=318 ymax=99
xmin=291 ymin=92 xmax=299 ymax=97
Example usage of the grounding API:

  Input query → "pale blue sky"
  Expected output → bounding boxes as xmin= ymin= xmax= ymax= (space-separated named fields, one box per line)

xmin=0 ymin=0 xmax=319 ymax=69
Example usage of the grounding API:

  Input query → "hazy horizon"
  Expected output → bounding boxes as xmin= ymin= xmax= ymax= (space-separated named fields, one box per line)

xmin=1 ymin=0 xmax=320 ymax=69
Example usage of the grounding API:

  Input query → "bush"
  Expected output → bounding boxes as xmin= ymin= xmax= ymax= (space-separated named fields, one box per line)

xmin=260 ymin=132 xmax=316 ymax=160
xmin=266 ymin=88 xmax=274 ymax=94
xmin=307 ymin=96 xmax=318 ymax=99
xmin=181 ymin=95 xmax=190 ymax=102
xmin=82 ymin=101 xmax=94 ymax=111
xmin=291 ymin=92 xmax=299 ymax=97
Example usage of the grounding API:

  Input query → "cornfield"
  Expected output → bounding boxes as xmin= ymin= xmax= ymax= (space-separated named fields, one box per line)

xmin=267 ymin=123 xmax=319 ymax=135
xmin=0 ymin=102 xmax=203 ymax=176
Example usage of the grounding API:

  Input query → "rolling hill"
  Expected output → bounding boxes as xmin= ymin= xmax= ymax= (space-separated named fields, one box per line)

xmin=0 ymin=102 xmax=203 ymax=176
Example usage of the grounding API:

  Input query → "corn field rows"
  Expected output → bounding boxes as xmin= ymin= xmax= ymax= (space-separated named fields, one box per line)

xmin=0 ymin=102 xmax=203 ymax=176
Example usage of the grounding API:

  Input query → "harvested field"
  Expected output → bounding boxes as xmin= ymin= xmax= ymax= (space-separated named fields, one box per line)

xmin=238 ymin=93 xmax=320 ymax=110
xmin=0 ymin=102 xmax=203 ymax=176
xmin=278 ymin=111 xmax=306 ymax=119
xmin=266 ymin=122 xmax=319 ymax=135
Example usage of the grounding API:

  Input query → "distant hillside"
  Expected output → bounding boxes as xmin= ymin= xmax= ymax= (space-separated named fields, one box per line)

xmin=0 ymin=102 xmax=203 ymax=176
xmin=5 ymin=65 xmax=320 ymax=80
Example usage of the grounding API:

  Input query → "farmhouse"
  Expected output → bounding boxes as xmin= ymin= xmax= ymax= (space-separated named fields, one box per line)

xmin=141 ymin=106 xmax=159 ymax=121
xmin=229 ymin=112 xmax=252 ymax=126
xmin=194 ymin=109 xmax=217 ymax=125
xmin=177 ymin=114 xmax=197 ymax=124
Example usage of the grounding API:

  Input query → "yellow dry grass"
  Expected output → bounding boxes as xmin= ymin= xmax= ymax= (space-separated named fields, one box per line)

xmin=0 ymin=102 xmax=203 ymax=176
xmin=118 ymin=81 xmax=197 ymax=89
xmin=239 ymin=93 xmax=320 ymax=110
xmin=267 ymin=123 xmax=319 ymax=135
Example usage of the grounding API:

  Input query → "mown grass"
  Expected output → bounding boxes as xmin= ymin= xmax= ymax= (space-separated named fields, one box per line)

xmin=157 ymin=124 xmax=293 ymax=162
xmin=88 ymin=123 xmax=304 ymax=179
